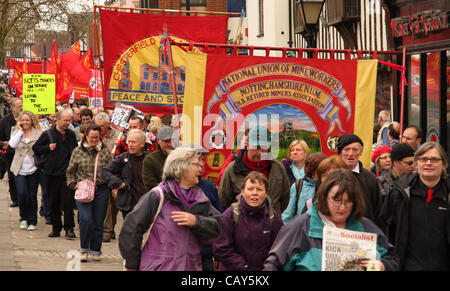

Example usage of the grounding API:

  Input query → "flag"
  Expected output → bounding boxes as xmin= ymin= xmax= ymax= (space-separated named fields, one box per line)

xmin=7 ymin=57 xmax=43 ymax=96
xmin=178 ymin=51 xmax=378 ymax=181
xmin=70 ymin=47 xmax=94 ymax=85
xmin=99 ymin=8 xmax=229 ymax=114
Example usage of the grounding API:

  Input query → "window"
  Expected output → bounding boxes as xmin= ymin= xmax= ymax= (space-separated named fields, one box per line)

xmin=426 ymin=52 xmax=440 ymax=142
xmin=178 ymin=83 xmax=183 ymax=92
xmin=146 ymin=82 xmax=151 ymax=90
xmin=258 ymin=0 xmax=264 ymax=37
xmin=446 ymin=50 xmax=450 ymax=168
xmin=153 ymin=72 xmax=158 ymax=80
xmin=160 ymin=83 xmax=169 ymax=93
xmin=122 ymin=80 xmax=128 ymax=88
xmin=144 ymin=72 xmax=149 ymax=80
xmin=181 ymin=0 xmax=206 ymax=7
xmin=408 ymin=54 xmax=421 ymax=127
xmin=153 ymin=83 xmax=158 ymax=91
xmin=162 ymin=72 xmax=168 ymax=81
xmin=140 ymin=82 xmax=145 ymax=90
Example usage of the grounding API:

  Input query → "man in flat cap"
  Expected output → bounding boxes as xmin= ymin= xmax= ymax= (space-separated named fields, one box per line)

xmin=337 ymin=133 xmax=382 ymax=224
xmin=142 ymin=126 xmax=177 ymax=191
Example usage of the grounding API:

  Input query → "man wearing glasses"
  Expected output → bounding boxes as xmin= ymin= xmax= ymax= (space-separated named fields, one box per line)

xmin=380 ymin=141 xmax=450 ymax=271
xmin=377 ymin=143 xmax=415 ymax=199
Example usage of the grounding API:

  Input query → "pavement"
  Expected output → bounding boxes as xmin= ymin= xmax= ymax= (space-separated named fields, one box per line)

xmin=0 ymin=175 xmax=125 ymax=271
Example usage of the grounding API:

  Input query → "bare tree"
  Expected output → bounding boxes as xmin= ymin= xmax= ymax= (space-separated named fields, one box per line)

xmin=0 ymin=0 xmax=97 ymax=66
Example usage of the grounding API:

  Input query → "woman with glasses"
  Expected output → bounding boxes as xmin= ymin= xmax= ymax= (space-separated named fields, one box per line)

xmin=371 ymin=145 xmax=392 ymax=177
xmin=380 ymin=142 xmax=450 ymax=271
xmin=118 ymin=147 xmax=221 ymax=271
xmin=264 ymin=168 xmax=398 ymax=271
xmin=66 ymin=124 xmax=112 ymax=262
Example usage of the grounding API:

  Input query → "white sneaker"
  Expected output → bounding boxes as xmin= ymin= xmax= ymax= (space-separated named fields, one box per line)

xmin=91 ymin=255 xmax=102 ymax=261
xmin=80 ymin=253 xmax=88 ymax=262
xmin=19 ymin=220 xmax=28 ymax=230
xmin=27 ymin=225 xmax=37 ymax=231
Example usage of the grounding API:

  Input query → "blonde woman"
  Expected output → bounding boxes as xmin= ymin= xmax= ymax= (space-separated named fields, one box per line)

xmin=282 ymin=139 xmax=311 ymax=185
xmin=146 ymin=116 xmax=162 ymax=152
xmin=8 ymin=111 xmax=42 ymax=231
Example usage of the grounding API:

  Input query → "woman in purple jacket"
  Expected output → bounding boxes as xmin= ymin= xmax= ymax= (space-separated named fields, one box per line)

xmin=213 ymin=171 xmax=283 ymax=270
xmin=118 ymin=147 xmax=221 ymax=271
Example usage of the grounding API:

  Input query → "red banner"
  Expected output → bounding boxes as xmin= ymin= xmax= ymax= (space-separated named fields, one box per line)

xmin=7 ymin=59 xmax=43 ymax=96
xmin=186 ymin=54 xmax=377 ymax=182
xmin=99 ymin=8 xmax=228 ymax=114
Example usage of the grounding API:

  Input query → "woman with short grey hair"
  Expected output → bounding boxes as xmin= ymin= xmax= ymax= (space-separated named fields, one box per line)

xmin=118 ymin=147 xmax=221 ymax=271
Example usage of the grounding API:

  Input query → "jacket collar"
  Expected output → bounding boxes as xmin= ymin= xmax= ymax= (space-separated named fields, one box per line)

xmin=306 ymin=204 xmax=365 ymax=239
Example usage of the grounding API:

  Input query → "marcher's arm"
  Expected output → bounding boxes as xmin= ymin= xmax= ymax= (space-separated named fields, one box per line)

xmin=118 ymin=190 xmax=160 ymax=270
xmin=190 ymin=203 xmax=221 ymax=242
xmin=101 ymin=154 xmax=124 ymax=189
xmin=8 ymin=129 xmax=23 ymax=148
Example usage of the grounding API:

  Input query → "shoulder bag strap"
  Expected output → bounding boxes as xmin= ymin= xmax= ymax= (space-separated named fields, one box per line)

xmin=294 ymin=178 xmax=304 ymax=215
xmin=93 ymin=151 xmax=100 ymax=188
xmin=141 ymin=187 xmax=165 ymax=250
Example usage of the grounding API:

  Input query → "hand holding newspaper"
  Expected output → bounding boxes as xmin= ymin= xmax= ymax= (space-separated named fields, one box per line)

xmin=322 ymin=225 xmax=378 ymax=271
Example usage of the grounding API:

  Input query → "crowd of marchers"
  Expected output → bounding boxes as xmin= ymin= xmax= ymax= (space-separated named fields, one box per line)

xmin=0 ymin=85 xmax=448 ymax=271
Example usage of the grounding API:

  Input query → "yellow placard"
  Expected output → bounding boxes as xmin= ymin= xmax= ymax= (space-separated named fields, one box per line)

xmin=22 ymin=74 xmax=56 ymax=114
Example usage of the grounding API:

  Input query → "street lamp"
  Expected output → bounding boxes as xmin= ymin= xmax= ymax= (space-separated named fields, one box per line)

xmin=296 ymin=0 xmax=324 ymax=58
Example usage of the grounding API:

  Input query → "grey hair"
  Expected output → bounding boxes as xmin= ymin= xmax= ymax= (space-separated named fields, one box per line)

xmin=415 ymin=141 xmax=448 ymax=177
xmin=95 ymin=112 xmax=110 ymax=123
xmin=162 ymin=147 xmax=199 ymax=182
xmin=127 ymin=129 xmax=146 ymax=143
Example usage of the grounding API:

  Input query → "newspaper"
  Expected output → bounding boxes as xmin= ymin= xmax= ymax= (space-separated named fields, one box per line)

xmin=321 ymin=225 xmax=377 ymax=271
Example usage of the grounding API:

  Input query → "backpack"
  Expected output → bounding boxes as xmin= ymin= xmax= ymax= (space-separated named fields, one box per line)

xmin=231 ymin=195 xmax=275 ymax=228
xmin=34 ymin=130 xmax=54 ymax=169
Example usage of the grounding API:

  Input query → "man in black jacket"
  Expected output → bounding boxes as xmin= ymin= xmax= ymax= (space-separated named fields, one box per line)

xmin=0 ymin=98 xmax=22 ymax=207
xmin=337 ymin=133 xmax=382 ymax=225
xmin=32 ymin=110 xmax=78 ymax=239
xmin=380 ymin=142 xmax=450 ymax=271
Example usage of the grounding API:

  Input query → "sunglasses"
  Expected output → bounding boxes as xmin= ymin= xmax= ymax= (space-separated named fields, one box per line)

xmin=399 ymin=160 xmax=414 ymax=166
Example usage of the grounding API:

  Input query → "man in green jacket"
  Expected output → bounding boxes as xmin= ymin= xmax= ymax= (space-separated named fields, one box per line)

xmin=142 ymin=126 xmax=177 ymax=191
xmin=219 ymin=126 xmax=290 ymax=214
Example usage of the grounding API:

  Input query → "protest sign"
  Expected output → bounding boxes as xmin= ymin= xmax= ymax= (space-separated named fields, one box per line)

xmin=22 ymin=74 xmax=56 ymax=114
xmin=110 ymin=102 xmax=134 ymax=132
xmin=321 ymin=225 xmax=377 ymax=271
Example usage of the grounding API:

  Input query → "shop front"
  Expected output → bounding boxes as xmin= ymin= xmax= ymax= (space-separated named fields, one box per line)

xmin=386 ymin=0 xmax=449 ymax=165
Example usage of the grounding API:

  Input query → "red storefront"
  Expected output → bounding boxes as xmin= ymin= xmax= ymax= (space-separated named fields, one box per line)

xmin=386 ymin=0 xmax=449 ymax=165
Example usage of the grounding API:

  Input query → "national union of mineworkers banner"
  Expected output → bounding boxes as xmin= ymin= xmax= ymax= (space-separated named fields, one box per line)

xmin=180 ymin=52 xmax=377 ymax=182
xmin=99 ymin=9 xmax=229 ymax=114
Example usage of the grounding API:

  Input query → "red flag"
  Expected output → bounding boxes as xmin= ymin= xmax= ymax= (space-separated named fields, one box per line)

xmin=45 ymin=41 xmax=58 ymax=74
xmin=70 ymin=48 xmax=94 ymax=85
xmin=99 ymin=9 xmax=229 ymax=113
xmin=62 ymin=40 xmax=81 ymax=72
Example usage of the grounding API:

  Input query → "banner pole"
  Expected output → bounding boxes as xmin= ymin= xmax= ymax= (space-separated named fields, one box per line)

xmin=94 ymin=6 xmax=104 ymax=108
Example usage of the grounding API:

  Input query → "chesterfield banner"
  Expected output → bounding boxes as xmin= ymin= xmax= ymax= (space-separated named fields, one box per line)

xmin=179 ymin=52 xmax=377 ymax=182
xmin=99 ymin=8 xmax=229 ymax=114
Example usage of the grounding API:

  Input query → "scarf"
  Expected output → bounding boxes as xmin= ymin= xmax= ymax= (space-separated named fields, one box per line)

xmin=159 ymin=179 xmax=203 ymax=211
xmin=243 ymin=151 xmax=270 ymax=179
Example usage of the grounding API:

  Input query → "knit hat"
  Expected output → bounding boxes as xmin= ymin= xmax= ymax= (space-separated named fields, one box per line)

xmin=371 ymin=145 xmax=392 ymax=164
xmin=337 ymin=134 xmax=364 ymax=154
xmin=390 ymin=143 xmax=414 ymax=162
